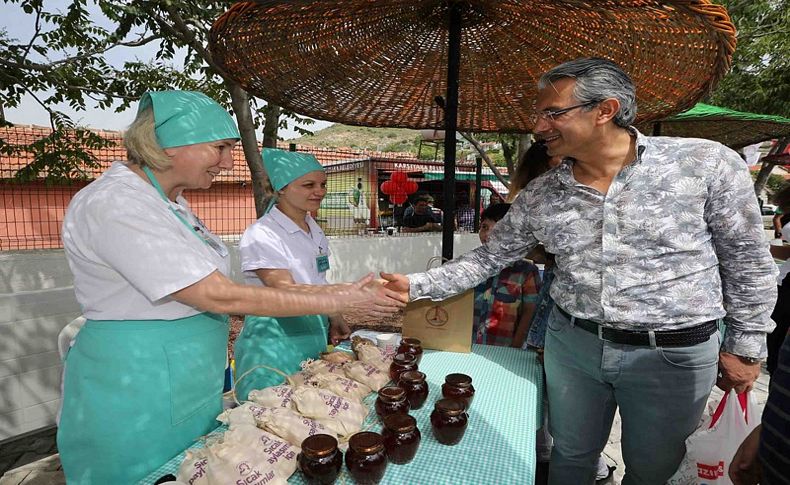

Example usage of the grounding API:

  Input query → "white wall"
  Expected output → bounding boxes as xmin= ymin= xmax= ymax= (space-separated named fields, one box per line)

xmin=0 ymin=234 xmax=480 ymax=441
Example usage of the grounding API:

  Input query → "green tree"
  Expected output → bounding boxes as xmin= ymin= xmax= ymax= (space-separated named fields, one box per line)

xmin=709 ymin=0 xmax=790 ymax=117
xmin=0 ymin=0 xmax=313 ymax=215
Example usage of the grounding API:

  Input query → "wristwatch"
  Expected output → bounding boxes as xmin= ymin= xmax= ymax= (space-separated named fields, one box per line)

xmin=738 ymin=355 xmax=762 ymax=364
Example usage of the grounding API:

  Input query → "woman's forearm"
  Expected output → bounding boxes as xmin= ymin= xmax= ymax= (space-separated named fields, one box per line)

xmin=172 ymin=271 xmax=355 ymax=316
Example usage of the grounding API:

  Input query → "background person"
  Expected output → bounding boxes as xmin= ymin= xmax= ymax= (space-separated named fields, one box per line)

xmin=728 ymin=330 xmax=790 ymax=485
xmin=383 ymin=58 xmax=777 ymax=485
xmin=234 ymin=148 xmax=352 ymax=400
xmin=401 ymin=194 xmax=442 ymax=232
xmin=58 ymin=91 xmax=404 ymax=484
xmin=472 ymin=203 xmax=540 ymax=347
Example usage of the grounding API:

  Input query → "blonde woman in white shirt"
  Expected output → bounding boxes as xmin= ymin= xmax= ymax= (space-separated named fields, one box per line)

xmin=235 ymin=148 xmax=351 ymax=400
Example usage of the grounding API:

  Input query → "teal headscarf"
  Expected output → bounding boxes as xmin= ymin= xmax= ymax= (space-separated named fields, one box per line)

xmin=262 ymin=148 xmax=325 ymax=214
xmin=137 ymin=91 xmax=240 ymax=148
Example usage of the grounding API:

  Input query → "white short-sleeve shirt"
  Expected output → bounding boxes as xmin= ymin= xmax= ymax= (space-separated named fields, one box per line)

xmin=239 ymin=206 xmax=330 ymax=286
xmin=62 ymin=162 xmax=230 ymax=320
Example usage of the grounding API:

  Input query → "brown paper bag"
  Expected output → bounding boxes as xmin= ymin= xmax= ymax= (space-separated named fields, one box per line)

xmin=401 ymin=290 xmax=473 ymax=353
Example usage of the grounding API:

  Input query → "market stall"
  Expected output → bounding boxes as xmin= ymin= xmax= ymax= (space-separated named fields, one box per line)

xmin=142 ymin=344 xmax=543 ymax=484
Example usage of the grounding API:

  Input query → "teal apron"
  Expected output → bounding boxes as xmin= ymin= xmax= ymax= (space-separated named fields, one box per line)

xmin=58 ymin=166 xmax=231 ymax=483
xmin=234 ymin=314 xmax=328 ymax=401
xmin=57 ymin=313 xmax=229 ymax=484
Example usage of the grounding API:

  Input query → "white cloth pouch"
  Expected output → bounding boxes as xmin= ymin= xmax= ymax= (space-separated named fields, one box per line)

xmin=306 ymin=373 xmax=373 ymax=403
xmin=343 ymin=361 xmax=391 ymax=391
xmin=291 ymin=387 xmax=368 ymax=437
xmin=256 ymin=406 xmax=339 ymax=447
xmin=355 ymin=344 xmax=393 ymax=372
xmin=248 ymin=385 xmax=296 ymax=409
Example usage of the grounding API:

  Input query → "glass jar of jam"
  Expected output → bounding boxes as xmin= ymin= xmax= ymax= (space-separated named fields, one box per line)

xmin=298 ymin=434 xmax=343 ymax=484
xmin=441 ymin=373 xmax=475 ymax=408
xmin=345 ymin=431 xmax=388 ymax=484
xmin=382 ymin=413 xmax=421 ymax=465
xmin=398 ymin=370 xmax=429 ymax=410
xmin=396 ymin=337 xmax=423 ymax=365
xmin=430 ymin=398 xmax=469 ymax=446
xmin=389 ymin=353 xmax=418 ymax=383
xmin=375 ymin=385 xmax=410 ymax=419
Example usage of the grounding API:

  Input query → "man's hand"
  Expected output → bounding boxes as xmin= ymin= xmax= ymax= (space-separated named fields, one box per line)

xmin=380 ymin=272 xmax=411 ymax=303
xmin=717 ymin=352 xmax=761 ymax=393
xmin=729 ymin=425 xmax=762 ymax=485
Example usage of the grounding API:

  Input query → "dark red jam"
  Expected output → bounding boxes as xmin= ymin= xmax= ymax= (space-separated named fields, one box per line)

xmin=389 ymin=353 xmax=418 ymax=383
xmin=397 ymin=337 xmax=424 ymax=365
xmin=441 ymin=373 xmax=475 ymax=408
xmin=298 ymin=434 xmax=343 ymax=484
xmin=375 ymin=385 xmax=410 ymax=419
xmin=430 ymin=398 xmax=469 ymax=446
xmin=382 ymin=413 xmax=421 ymax=465
xmin=398 ymin=370 xmax=429 ymax=410
xmin=345 ymin=432 xmax=388 ymax=484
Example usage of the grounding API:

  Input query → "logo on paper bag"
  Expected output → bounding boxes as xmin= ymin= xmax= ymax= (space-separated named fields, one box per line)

xmin=425 ymin=306 xmax=449 ymax=327
xmin=697 ymin=461 xmax=725 ymax=480
xmin=238 ymin=462 xmax=252 ymax=475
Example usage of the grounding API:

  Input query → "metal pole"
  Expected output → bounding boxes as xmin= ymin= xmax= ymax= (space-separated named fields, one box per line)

xmin=441 ymin=1 xmax=461 ymax=262
xmin=652 ymin=122 xmax=661 ymax=136
xmin=474 ymin=156 xmax=482 ymax=232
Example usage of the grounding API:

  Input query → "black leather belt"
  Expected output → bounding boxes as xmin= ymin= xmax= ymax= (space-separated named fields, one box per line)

xmin=556 ymin=307 xmax=717 ymax=347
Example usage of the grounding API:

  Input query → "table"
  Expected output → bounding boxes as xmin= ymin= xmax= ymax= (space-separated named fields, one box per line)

xmin=142 ymin=344 xmax=543 ymax=484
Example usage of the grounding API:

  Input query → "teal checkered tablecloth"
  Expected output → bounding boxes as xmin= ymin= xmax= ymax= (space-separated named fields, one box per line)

xmin=141 ymin=344 xmax=543 ymax=485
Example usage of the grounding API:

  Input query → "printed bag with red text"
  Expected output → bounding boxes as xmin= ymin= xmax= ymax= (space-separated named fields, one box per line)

xmin=667 ymin=390 xmax=759 ymax=485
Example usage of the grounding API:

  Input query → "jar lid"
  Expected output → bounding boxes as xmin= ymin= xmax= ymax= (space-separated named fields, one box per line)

xmin=378 ymin=385 xmax=406 ymax=401
xmin=401 ymin=337 xmax=422 ymax=347
xmin=399 ymin=370 xmax=426 ymax=383
xmin=383 ymin=413 xmax=417 ymax=433
xmin=393 ymin=353 xmax=417 ymax=365
xmin=301 ymin=434 xmax=338 ymax=458
xmin=445 ymin=373 xmax=472 ymax=387
xmin=348 ymin=431 xmax=384 ymax=454
xmin=435 ymin=398 xmax=466 ymax=416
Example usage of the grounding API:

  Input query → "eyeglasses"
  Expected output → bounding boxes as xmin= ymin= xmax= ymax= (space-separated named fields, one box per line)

xmin=529 ymin=100 xmax=600 ymax=125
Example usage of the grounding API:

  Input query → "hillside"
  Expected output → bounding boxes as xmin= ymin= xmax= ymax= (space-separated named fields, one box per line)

xmin=287 ymin=123 xmax=422 ymax=153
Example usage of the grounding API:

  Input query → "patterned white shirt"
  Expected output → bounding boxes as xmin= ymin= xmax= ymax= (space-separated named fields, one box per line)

xmin=410 ymin=130 xmax=777 ymax=358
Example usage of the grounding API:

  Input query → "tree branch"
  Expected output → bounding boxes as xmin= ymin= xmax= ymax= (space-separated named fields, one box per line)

xmin=460 ymin=132 xmax=510 ymax=186
xmin=47 ymin=33 xmax=160 ymax=68
xmin=154 ymin=5 xmax=230 ymax=79
xmin=20 ymin=3 xmax=43 ymax=63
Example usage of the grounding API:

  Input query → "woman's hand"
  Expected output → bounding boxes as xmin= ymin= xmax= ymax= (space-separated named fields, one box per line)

xmin=334 ymin=273 xmax=407 ymax=319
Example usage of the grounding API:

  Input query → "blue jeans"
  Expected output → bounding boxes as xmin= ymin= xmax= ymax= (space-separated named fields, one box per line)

xmin=544 ymin=307 xmax=719 ymax=485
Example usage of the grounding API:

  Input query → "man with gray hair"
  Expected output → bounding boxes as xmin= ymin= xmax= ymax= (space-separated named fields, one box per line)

xmin=383 ymin=57 xmax=777 ymax=484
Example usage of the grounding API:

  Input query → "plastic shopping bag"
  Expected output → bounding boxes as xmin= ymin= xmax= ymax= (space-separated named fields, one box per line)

xmin=667 ymin=390 xmax=759 ymax=485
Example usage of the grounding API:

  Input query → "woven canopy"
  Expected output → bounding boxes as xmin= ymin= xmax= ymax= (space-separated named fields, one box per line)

xmin=209 ymin=0 xmax=736 ymax=133
xmin=638 ymin=103 xmax=790 ymax=149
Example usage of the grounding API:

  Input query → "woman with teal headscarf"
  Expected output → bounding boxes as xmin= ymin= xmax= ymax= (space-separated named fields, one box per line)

xmin=58 ymin=91 xmax=404 ymax=484
xmin=234 ymin=148 xmax=351 ymax=400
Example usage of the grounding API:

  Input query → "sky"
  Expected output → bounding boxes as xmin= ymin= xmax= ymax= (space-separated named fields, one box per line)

xmin=1 ymin=2 xmax=331 ymax=139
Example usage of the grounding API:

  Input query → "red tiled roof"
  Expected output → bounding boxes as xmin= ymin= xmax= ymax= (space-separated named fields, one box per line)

xmin=0 ymin=125 xmax=419 ymax=182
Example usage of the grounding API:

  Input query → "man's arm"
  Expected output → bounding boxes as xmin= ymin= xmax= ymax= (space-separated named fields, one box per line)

xmin=386 ymin=194 xmax=539 ymax=301
xmin=772 ymin=213 xmax=783 ymax=238
xmin=706 ymin=145 xmax=778 ymax=391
